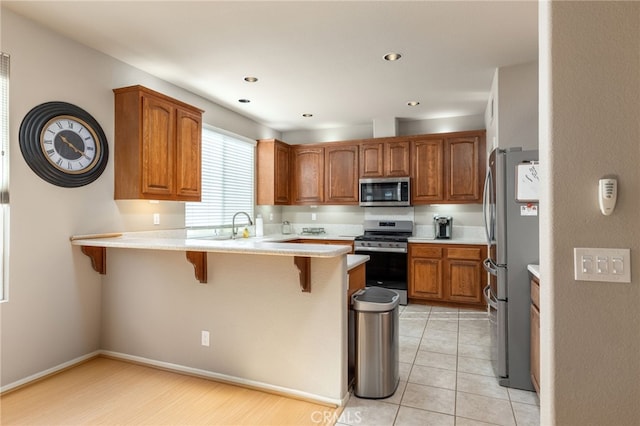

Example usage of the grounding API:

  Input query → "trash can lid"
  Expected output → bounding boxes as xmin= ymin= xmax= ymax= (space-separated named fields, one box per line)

xmin=352 ymin=287 xmax=400 ymax=312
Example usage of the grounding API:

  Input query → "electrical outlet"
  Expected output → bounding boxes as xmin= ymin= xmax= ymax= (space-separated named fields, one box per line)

xmin=311 ymin=213 xmax=317 ymax=221
xmin=153 ymin=213 xmax=160 ymax=225
xmin=201 ymin=330 xmax=210 ymax=347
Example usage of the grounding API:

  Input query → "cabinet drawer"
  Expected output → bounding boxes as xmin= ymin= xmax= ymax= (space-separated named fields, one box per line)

xmin=410 ymin=245 xmax=443 ymax=258
xmin=531 ymin=278 xmax=540 ymax=310
xmin=447 ymin=247 xmax=482 ymax=261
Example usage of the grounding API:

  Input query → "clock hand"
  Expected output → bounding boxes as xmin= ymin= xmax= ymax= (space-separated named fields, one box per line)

xmin=60 ymin=135 xmax=91 ymax=160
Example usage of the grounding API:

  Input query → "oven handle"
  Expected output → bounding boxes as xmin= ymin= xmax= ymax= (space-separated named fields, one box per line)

xmin=354 ymin=246 xmax=407 ymax=254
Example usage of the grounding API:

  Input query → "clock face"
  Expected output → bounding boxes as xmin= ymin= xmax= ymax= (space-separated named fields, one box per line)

xmin=40 ymin=115 xmax=101 ymax=174
xmin=19 ymin=101 xmax=109 ymax=188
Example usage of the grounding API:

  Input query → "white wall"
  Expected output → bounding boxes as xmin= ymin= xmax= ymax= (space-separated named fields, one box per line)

xmin=282 ymin=114 xmax=485 ymax=144
xmin=540 ymin=2 xmax=640 ymax=424
xmin=101 ymin=250 xmax=347 ymax=403
xmin=485 ymin=61 xmax=538 ymax=152
xmin=0 ymin=8 xmax=279 ymax=387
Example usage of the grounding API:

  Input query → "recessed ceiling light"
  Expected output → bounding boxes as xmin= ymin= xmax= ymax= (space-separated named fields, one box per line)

xmin=238 ymin=99 xmax=251 ymax=103
xmin=244 ymin=76 xmax=258 ymax=83
xmin=302 ymin=113 xmax=313 ymax=118
xmin=383 ymin=52 xmax=402 ymax=61
xmin=407 ymin=101 xmax=420 ymax=107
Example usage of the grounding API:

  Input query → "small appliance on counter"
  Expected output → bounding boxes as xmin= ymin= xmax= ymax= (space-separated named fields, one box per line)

xmin=434 ymin=216 xmax=453 ymax=239
xmin=281 ymin=221 xmax=292 ymax=234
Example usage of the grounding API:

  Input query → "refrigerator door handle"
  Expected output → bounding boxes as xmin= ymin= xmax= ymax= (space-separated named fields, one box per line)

xmin=482 ymin=169 xmax=493 ymax=244
xmin=483 ymin=257 xmax=498 ymax=275
xmin=483 ymin=284 xmax=498 ymax=309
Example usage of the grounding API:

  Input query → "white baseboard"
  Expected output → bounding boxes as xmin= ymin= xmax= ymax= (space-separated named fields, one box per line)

xmin=101 ymin=350 xmax=345 ymax=407
xmin=0 ymin=350 xmax=101 ymax=393
xmin=2 ymin=349 xmax=346 ymax=406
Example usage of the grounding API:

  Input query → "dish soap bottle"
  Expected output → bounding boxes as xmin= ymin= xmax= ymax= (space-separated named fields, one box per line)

xmin=242 ymin=227 xmax=249 ymax=238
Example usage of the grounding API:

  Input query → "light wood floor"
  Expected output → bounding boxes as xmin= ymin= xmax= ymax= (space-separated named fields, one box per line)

xmin=0 ymin=357 xmax=340 ymax=425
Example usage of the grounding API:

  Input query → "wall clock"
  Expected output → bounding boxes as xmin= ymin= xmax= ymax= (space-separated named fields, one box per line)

xmin=19 ymin=101 xmax=109 ymax=188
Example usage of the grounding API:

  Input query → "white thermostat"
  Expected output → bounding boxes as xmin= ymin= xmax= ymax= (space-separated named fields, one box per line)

xmin=598 ymin=178 xmax=617 ymax=215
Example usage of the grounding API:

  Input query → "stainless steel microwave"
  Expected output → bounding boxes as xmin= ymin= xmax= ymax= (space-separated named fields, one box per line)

xmin=359 ymin=177 xmax=411 ymax=207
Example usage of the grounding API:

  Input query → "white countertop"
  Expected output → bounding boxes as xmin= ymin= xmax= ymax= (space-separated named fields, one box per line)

xmin=70 ymin=230 xmax=351 ymax=258
xmin=347 ymin=254 xmax=369 ymax=270
xmin=408 ymin=237 xmax=486 ymax=245
xmin=528 ymin=264 xmax=540 ymax=279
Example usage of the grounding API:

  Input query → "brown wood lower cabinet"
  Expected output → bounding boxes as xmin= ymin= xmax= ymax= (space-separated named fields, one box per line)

xmin=347 ymin=262 xmax=366 ymax=386
xmin=409 ymin=243 xmax=487 ymax=308
xmin=530 ymin=275 xmax=540 ymax=395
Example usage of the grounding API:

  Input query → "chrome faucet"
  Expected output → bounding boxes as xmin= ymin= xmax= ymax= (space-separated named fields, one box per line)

xmin=231 ymin=212 xmax=253 ymax=238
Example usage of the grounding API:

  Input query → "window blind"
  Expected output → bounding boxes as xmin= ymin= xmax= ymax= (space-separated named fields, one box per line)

xmin=1 ymin=52 xmax=9 ymax=300
xmin=185 ymin=126 xmax=255 ymax=228
xmin=0 ymin=53 xmax=9 ymax=204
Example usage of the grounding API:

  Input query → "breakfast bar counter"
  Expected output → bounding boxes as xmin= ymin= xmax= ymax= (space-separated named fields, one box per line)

xmin=70 ymin=229 xmax=352 ymax=406
xmin=71 ymin=230 xmax=351 ymax=289
xmin=70 ymin=230 xmax=351 ymax=257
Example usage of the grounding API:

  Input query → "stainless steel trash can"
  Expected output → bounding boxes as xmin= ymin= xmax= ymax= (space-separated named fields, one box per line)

xmin=352 ymin=287 xmax=400 ymax=398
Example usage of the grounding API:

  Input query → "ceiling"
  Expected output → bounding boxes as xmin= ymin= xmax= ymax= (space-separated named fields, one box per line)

xmin=4 ymin=1 xmax=538 ymax=132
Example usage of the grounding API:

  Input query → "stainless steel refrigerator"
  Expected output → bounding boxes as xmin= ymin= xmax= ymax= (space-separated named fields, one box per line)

xmin=482 ymin=147 xmax=539 ymax=391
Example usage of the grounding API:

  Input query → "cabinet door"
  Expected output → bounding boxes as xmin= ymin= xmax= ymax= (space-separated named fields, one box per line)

xmin=409 ymin=245 xmax=444 ymax=300
xmin=447 ymin=259 xmax=483 ymax=304
xmin=410 ymin=257 xmax=444 ymax=300
xmin=175 ymin=108 xmax=202 ymax=201
xmin=256 ymin=140 xmax=290 ymax=205
xmin=274 ymin=142 xmax=291 ymax=204
xmin=141 ymin=95 xmax=175 ymax=197
xmin=359 ymin=141 xmax=384 ymax=178
xmin=292 ymin=146 xmax=324 ymax=204
xmin=530 ymin=303 xmax=540 ymax=394
xmin=325 ymin=144 xmax=359 ymax=204
xmin=446 ymin=246 xmax=485 ymax=304
xmin=411 ymin=138 xmax=444 ymax=203
xmin=530 ymin=277 xmax=540 ymax=394
xmin=385 ymin=140 xmax=410 ymax=177
xmin=445 ymin=136 xmax=482 ymax=202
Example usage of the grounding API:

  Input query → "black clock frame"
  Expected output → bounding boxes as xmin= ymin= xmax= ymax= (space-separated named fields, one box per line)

xmin=19 ymin=101 xmax=109 ymax=188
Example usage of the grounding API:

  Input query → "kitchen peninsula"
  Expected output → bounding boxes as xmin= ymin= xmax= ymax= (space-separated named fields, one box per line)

xmin=71 ymin=230 xmax=354 ymax=406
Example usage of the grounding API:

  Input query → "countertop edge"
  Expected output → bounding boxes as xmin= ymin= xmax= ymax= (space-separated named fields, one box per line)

xmin=70 ymin=234 xmax=352 ymax=258
xmin=408 ymin=237 xmax=486 ymax=246
xmin=347 ymin=254 xmax=370 ymax=270
xmin=528 ymin=264 xmax=540 ymax=279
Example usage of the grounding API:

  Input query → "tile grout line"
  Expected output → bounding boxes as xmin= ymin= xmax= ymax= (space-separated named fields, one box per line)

xmin=394 ymin=306 xmax=430 ymax=426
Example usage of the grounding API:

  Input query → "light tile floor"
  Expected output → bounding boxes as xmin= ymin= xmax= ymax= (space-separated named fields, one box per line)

xmin=338 ymin=304 xmax=540 ymax=426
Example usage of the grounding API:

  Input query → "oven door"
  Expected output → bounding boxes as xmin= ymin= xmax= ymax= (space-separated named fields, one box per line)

xmin=354 ymin=246 xmax=408 ymax=304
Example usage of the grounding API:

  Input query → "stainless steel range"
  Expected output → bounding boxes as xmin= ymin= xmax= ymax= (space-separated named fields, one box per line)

xmin=354 ymin=220 xmax=413 ymax=305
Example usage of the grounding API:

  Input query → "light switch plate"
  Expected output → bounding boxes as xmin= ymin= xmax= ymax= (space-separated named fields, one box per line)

xmin=574 ymin=248 xmax=631 ymax=282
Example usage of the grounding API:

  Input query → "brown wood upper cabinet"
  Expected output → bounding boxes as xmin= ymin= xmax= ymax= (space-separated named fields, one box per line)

xmin=359 ymin=139 xmax=410 ymax=178
xmin=257 ymin=130 xmax=484 ymax=206
xmin=291 ymin=145 xmax=325 ymax=204
xmin=113 ymin=85 xmax=203 ymax=201
xmin=325 ymin=143 xmax=359 ymax=204
xmin=256 ymin=139 xmax=290 ymax=205
xmin=411 ymin=130 xmax=485 ymax=204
